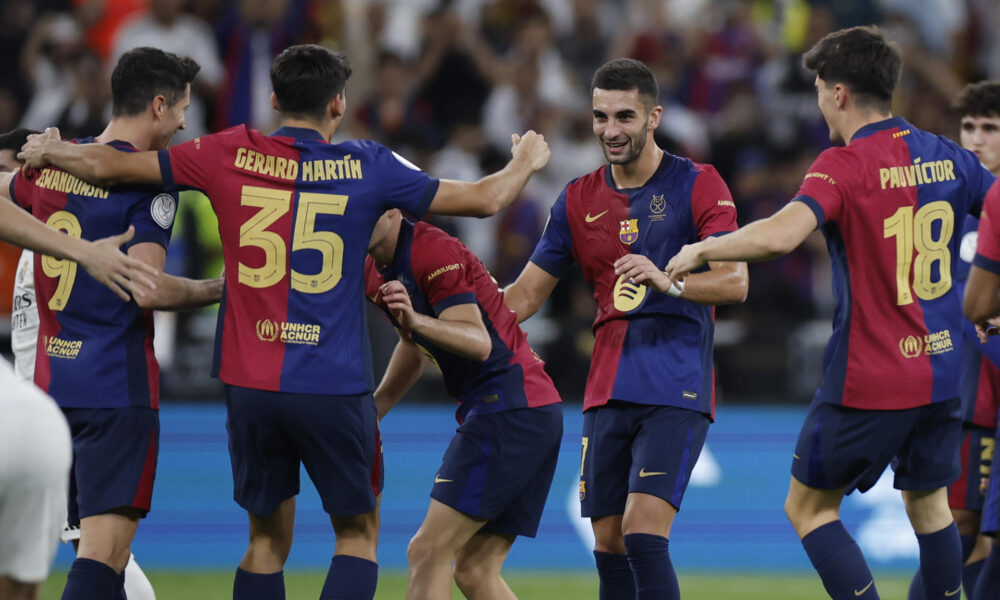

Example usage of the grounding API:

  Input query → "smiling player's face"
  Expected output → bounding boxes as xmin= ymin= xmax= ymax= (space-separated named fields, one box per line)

xmin=592 ymin=88 xmax=656 ymax=165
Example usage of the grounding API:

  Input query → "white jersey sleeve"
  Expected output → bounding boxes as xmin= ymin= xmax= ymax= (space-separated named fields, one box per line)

xmin=11 ymin=249 xmax=38 ymax=382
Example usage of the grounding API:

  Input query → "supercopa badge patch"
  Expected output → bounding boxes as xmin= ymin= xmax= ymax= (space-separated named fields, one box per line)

xmin=150 ymin=193 xmax=177 ymax=229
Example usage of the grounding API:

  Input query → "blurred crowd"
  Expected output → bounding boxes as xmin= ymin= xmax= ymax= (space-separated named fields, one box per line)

xmin=2 ymin=0 xmax=998 ymax=402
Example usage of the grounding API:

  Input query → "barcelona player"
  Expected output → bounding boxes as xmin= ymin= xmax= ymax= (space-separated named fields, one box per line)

xmin=0 ymin=128 xmax=158 ymax=600
xmin=667 ymin=27 xmax=996 ymax=599
xmin=20 ymin=44 xmax=549 ymax=599
xmin=504 ymin=58 xmax=748 ymax=600
xmin=365 ymin=209 xmax=562 ymax=599
xmin=6 ymin=48 xmax=224 ymax=600
xmin=0 ymin=163 xmax=155 ymax=600
xmin=908 ymin=81 xmax=1000 ymax=600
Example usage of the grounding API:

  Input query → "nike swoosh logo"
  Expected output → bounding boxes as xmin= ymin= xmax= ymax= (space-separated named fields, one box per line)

xmin=585 ymin=210 xmax=609 ymax=223
xmin=944 ymin=587 xmax=961 ymax=597
xmin=638 ymin=468 xmax=667 ymax=478
xmin=854 ymin=580 xmax=874 ymax=596
xmin=793 ymin=454 xmax=800 ymax=459
xmin=433 ymin=475 xmax=452 ymax=483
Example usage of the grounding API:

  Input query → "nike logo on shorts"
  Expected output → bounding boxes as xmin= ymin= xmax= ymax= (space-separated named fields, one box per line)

xmin=638 ymin=468 xmax=667 ymax=478
xmin=854 ymin=580 xmax=874 ymax=596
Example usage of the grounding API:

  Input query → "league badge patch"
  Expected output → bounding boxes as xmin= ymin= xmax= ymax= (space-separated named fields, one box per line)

xmin=649 ymin=194 xmax=666 ymax=222
xmin=619 ymin=218 xmax=639 ymax=245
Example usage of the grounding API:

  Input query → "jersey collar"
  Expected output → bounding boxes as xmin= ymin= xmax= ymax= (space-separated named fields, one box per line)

xmin=603 ymin=150 xmax=674 ymax=192
xmin=271 ymin=126 xmax=326 ymax=141
xmin=850 ymin=116 xmax=909 ymax=142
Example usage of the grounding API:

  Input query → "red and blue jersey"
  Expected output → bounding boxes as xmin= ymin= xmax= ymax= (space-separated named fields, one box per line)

xmin=529 ymin=153 xmax=739 ymax=417
xmin=158 ymin=125 xmax=438 ymax=395
xmin=10 ymin=139 xmax=175 ymax=409
xmin=956 ymin=214 xmax=1000 ymax=428
xmin=365 ymin=220 xmax=560 ymax=423
xmin=795 ymin=116 xmax=994 ymax=411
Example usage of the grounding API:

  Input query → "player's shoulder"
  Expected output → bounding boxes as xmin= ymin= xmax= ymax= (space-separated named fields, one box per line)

xmin=199 ymin=124 xmax=253 ymax=148
xmin=412 ymin=221 xmax=465 ymax=254
xmin=411 ymin=222 xmax=470 ymax=272
xmin=563 ymin=167 xmax=606 ymax=201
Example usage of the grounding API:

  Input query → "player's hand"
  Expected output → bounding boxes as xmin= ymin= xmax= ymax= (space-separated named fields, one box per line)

xmin=613 ymin=254 xmax=673 ymax=293
xmin=18 ymin=127 xmax=61 ymax=169
xmin=511 ymin=131 xmax=550 ymax=172
xmin=975 ymin=317 xmax=1000 ymax=343
xmin=381 ymin=280 xmax=418 ymax=333
xmin=81 ymin=226 xmax=160 ymax=302
xmin=665 ymin=242 xmax=708 ymax=282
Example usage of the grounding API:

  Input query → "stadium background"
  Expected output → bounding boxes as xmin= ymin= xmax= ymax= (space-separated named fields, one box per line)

xmin=0 ymin=0 xmax=994 ymax=596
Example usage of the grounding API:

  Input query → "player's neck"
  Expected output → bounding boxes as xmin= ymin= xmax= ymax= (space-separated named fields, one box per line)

xmin=96 ymin=118 xmax=155 ymax=150
xmin=610 ymin=144 xmax=663 ymax=189
xmin=842 ymin=110 xmax=893 ymax=144
xmin=280 ymin=116 xmax=336 ymax=142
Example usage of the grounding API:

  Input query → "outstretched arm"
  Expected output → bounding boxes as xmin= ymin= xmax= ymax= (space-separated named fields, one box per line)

xmin=503 ymin=262 xmax=559 ymax=324
xmin=19 ymin=128 xmax=162 ymax=187
xmin=373 ymin=336 xmax=428 ymax=420
xmin=428 ymin=131 xmax=550 ymax=217
xmin=127 ymin=243 xmax=223 ymax=310
xmin=665 ymin=201 xmax=817 ymax=280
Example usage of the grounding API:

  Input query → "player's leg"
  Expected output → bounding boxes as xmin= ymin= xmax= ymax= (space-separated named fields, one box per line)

xmin=0 ymin=384 xmax=72 ymax=600
xmin=453 ymin=532 xmax=516 ymax=600
xmin=406 ymin=500 xmax=487 ymax=599
xmin=620 ymin=404 xmax=709 ymax=600
xmin=582 ymin=404 xmax=633 ymax=600
xmin=972 ymin=540 xmax=999 ymax=600
xmin=973 ymin=424 xmax=1000 ymax=600
xmin=901 ymin=488 xmax=963 ymax=598
xmin=61 ymin=407 xmax=158 ymax=600
xmin=225 ymin=385 xmax=304 ymax=600
xmin=322 ymin=502 xmax=380 ymax=600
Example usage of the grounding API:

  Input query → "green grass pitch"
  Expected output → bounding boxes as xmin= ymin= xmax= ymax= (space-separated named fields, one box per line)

xmin=41 ymin=570 xmax=913 ymax=599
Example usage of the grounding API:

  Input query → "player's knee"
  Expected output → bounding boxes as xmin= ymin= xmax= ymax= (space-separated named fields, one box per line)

xmin=453 ymin=559 xmax=496 ymax=595
xmin=248 ymin=528 xmax=293 ymax=563
xmin=406 ymin=532 xmax=444 ymax=569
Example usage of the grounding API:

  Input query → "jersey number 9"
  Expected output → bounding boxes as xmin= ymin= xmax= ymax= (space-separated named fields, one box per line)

xmin=883 ymin=201 xmax=954 ymax=305
xmin=238 ymin=185 xmax=346 ymax=294
xmin=41 ymin=210 xmax=82 ymax=310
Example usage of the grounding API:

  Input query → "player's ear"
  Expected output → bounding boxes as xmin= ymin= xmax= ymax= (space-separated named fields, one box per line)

xmin=648 ymin=105 xmax=663 ymax=130
xmin=329 ymin=93 xmax=346 ymax=120
xmin=151 ymin=95 xmax=168 ymax=120
xmin=270 ymin=93 xmax=279 ymax=113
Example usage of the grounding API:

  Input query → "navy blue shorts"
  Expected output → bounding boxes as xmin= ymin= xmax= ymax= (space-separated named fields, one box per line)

xmin=982 ymin=426 xmax=1000 ymax=536
xmin=225 ymin=385 xmax=383 ymax=518
xmin=63 ymin=407 xmax=158 ymax=526
xmin=580 ymin=401 xmax=710 ymax=518
xmin=431 ymin=404 xmax=562 ymax=538
xmin=791 ymin=397 xmax=962 ymax=493
xmin=948 ymin=425 xmax=995 ymax=511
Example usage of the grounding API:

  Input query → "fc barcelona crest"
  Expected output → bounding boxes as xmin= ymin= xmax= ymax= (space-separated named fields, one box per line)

xmin=619 ymin=218 xmax=639 ymax=245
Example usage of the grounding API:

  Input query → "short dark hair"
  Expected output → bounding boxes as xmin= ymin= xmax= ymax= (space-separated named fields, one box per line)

xmin=591 ymin=58 xmax=658 ymax=108
xmin=954 ymin=81 xmax=1000 ymax=119
xmin=803 ymin=25 xmax=901 ymax=112
xmin=0 ymin=128 xmax=39 ymax=153
xmin=111 ymin=47 xmax=200 ymax=117
xmin=271 ymin=45 xmax=352 ymax=121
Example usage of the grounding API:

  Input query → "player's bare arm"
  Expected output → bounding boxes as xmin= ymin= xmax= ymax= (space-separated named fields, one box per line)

xmin=428 ymin=131 xmax=550 ymax=217
xmin=614 ymin=254 xmax=748 ymax=304
xmin=380 ymin=279 xmax=492 ymax=361
xmin=19 ymin=128 xmax=162 ymax=187
xmin=127 ymin=242 xmax=223 ymax=310
xmin=665 ymin=201 xmax=818 ymax=280
xmin=373 ymin=335 xmax=427 ymax=420
xmin=503 ymin=262 xmax=560 ymax=324
xmin=964 ymin=264 xmax=1000 ymax=326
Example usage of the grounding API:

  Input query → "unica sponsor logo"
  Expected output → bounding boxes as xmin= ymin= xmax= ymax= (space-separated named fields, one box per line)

xmin=255 ymin=319 xmax=321 ymax=345
xmin=899 ymin=329 xmax=953 ymax=358
xmin=44 ymin=335 xmax=82 ymax=359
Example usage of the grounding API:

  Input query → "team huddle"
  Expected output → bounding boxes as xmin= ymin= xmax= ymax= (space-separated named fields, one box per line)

xmin=1 ymin=23 xmax=1000 ymax=600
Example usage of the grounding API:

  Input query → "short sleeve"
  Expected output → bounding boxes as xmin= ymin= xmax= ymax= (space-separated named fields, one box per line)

xmin=973 ymin=180 xmax=1000 ymax=274
xmin=372 ymin=144 xmax=439 ymax=220
xmin=415 ymin=240 xmax=477 ymax=315
xmin=691 ymin=165 xmax=738 ymax=239
xmin=125 ymin=190 xmax=177 ymax=250
xmin=792 ymin=149 xmax=849 ymax=227
xmin=11 ymin=168 xmax=36 ymax=211
xmin=528 ymin=188 xmax=574 ymax=278
xmin=159 ymin=133 xmax=228 ymax=192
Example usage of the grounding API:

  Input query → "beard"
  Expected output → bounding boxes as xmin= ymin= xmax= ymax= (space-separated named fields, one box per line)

xmin=602 ymin=129 xmax=648 ymax=165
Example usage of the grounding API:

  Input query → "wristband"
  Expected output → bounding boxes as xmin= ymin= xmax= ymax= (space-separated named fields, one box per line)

xmin=667 ymin=277 xmax=685 ymax=298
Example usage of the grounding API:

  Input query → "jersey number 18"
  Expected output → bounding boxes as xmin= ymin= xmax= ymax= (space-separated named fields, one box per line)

xmin=883 ymin=201 xmax=954 ymax=305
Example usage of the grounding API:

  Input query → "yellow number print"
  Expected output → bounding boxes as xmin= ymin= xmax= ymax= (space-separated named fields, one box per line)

xmin=237 ymin=185 xmax=347 ymax=294
xmin=290 ymin=193 xmax=347 ymax=293
xmin=580 ymin=436 xmax=589 ymax=476
xmin=41 ymin=211 xmax=82 ymax=310
xmin=883 ymin=201 xmax=954 ymax=306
